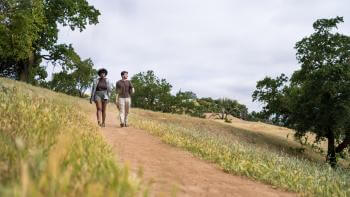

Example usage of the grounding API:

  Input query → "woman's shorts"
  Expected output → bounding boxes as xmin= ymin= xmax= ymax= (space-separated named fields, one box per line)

xmin=94 ymin=91 xmax=108 ymax=102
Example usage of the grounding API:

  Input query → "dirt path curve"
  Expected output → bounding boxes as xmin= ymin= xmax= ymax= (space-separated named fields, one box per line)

xmin=91 ymin=107 xmax=296 ymax=197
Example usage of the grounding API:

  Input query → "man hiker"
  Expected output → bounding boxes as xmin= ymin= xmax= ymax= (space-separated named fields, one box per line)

xmin=115 ymin=71 xmax=135 ymax=127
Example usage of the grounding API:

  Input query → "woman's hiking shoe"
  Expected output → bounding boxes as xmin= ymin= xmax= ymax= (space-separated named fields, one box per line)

xmin=101 ymin=122 xmax=105 ymax=127
xmin=120 ymin=123 xmax=129 ymax=127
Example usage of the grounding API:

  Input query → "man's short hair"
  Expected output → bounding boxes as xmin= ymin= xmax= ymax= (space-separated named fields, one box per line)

xmin=121 ymin=71 xmax=128 ymax=76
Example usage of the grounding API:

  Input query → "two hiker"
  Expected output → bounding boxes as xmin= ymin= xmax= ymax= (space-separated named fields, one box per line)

xmin=90 ymin=69 xmax=134 ymax=127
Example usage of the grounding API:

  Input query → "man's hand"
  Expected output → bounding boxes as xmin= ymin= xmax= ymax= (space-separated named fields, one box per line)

xmin=115 ymin=98 xmax=120 ymax=109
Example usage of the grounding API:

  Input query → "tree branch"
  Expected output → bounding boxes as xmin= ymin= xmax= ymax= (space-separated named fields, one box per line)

xmin=41 ymin=55 xmax=53 ymax=60
xmin=335 ymin=132 xmax=350 ymax=153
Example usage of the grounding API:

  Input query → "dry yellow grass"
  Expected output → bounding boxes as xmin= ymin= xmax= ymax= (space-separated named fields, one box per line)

xmin=0 ymin=78 xmax=145 ymax=197
xmin=212 ymin=114 xmax=326 ymax=147
xmin=205 ymin=113 xmax=337 ymax=163
xmin=2 ymin=76 xmax=349 ymax=196
xmin=133 ymin=110 xmax=327 ymax=162
xmin=130 ymin=109 xmax=350 ymax=196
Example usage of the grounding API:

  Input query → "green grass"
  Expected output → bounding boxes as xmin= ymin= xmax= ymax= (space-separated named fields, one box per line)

xmin=130 ymin=109 xmax=350 ymax=196
xmin=0 ymin=78 xmax=145 ymax=197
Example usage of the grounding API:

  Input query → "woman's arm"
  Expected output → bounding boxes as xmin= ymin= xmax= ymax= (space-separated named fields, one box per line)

xmin=90 ymin=79 xmax=97 ymax=103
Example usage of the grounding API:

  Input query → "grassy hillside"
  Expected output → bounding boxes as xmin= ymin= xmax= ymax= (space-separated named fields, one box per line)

xmin=210 ymin=115 xmax=328 ymax=161
xmin=0 ymin=78 xmax=144 ymax=197
xmin=2 ymin=77 xmax=350 ymax=196
xmin=130 ymin=109 xmax=350 ymax=196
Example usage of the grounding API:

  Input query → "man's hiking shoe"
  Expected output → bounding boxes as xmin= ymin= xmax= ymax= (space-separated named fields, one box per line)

xmin=124 ymin=124 xmax=128 ymax=127
xmin=120 ymin=123 xmax=124 ymax=128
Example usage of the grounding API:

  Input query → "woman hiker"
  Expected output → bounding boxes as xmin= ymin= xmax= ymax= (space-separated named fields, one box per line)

xmin=90 ymin=68 xmax=112 ymax=127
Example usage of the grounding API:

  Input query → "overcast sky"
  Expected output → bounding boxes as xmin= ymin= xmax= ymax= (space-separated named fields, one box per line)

xmin=57 ymin=0 xmax=350 ymax=112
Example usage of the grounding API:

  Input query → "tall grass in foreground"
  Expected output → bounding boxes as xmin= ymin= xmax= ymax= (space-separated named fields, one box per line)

xmin=130 ymin=110 xmax=350 ymax=197
xmin=0 ymin=78 xmax=145 ymax=197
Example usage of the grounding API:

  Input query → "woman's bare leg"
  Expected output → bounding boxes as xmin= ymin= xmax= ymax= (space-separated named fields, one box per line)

xmin=95 ymin=100 xmax=102 ymax=125
xmin=102 ymin=101 xmax=107 ymax=126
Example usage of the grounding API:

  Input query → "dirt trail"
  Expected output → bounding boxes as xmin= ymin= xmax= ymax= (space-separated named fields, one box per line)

xmin=91 ymin=107 xmax=296 ymax=197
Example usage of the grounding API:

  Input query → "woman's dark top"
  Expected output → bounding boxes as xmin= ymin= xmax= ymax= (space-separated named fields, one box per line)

xmin=96 ymin=78 xmax=108 ymax=91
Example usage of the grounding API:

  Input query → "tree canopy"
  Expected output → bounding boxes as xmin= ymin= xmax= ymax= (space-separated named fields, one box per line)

xmin=0 ymin=0 xmax=100 ymax=83
xmin=253 ymin=17 xmax=350 ymax=166
xmin=131 ymin=70 xmax=248 ymax=119
xmin=131 ymin=70 xmax=173 ymax=111
xmin=48 ymin=57 xmax=96 ymax=97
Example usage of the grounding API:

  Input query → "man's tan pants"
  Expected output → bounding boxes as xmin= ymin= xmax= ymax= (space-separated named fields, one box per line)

xmin=118 ymin=98 xmax=131 ymax=125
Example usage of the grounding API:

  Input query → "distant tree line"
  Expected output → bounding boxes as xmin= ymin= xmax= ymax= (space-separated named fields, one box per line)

xmin=130 ymin=70 xmax=249 ymax=119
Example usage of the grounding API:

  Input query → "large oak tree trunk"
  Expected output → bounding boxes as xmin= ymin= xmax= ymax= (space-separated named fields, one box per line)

xmin=326 ymin=128 xmax=337 ymax=167
xmin=18 ymin=62 xmax=29 ymax=82
xmin=18 ymin=52 xmax=34 ymax=82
